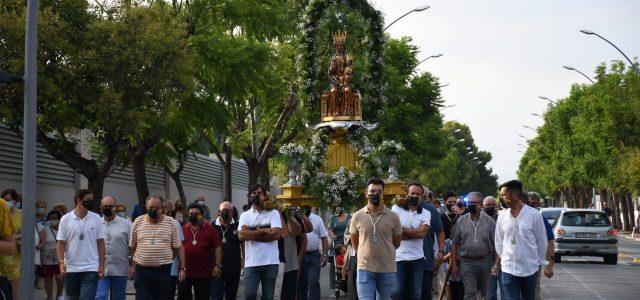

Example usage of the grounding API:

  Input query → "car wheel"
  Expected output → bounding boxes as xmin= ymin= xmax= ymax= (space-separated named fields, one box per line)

xmin=604 ymin=254 xmax=617 ymax=265
xmin=553 ymin=254 xmax=561 ymax=263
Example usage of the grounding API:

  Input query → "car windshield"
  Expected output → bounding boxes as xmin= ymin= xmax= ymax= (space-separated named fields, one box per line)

xmin=542 ymin=210 xmax=561 ymax=221
xmin=561 ymin=212 xmax=611 ymax=227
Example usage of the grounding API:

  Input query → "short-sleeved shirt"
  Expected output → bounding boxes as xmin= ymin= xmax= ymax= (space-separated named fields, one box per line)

xmin=102 ymin=216 xmax=132 ymax=276
xmin=130 ymin=215 xmax=181 ymax=267
xmin=182 ymin=222 xmax=221 ymax=278
xmin=441 ymin=213 xmax=458 ymax=239
xmin=42 ymin=224 xmax=58 ymax=265
xmin=421 ymin=202 xmax=444 ymax=271
xmin=57 ymin=210 xmax=105 ymax=273
xmin=451 ymin=212 xmax=496 ymax=258
xmin=306 ymin=213 xmax=328 ymax=252
xmin=238 ymin=207 xmax=282 ymax=268
xmin=392 ymin=205 xmax=431 ymax=261
xmin=0 ymin=199 xmax=15 ymax=240
xmin=214 ymin=222 xmax=242 ymax=275
xmin=328 ymin=214 xmax=351 ymax=245
xmin=542 ymin=216 xmax=554 ymax=241
xmin=349 ymin=206 xmax=402 ymax=273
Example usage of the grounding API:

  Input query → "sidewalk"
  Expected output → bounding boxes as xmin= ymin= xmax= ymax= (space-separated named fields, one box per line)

xmin=618 ymin=232 xmax=640 ymax=263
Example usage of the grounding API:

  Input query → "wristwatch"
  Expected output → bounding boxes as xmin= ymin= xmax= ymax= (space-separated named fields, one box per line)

xmin=181 ymin=267 xmax=187 ymax=272
xmin=438 ymin=249 xmax=445 ymax=255
xmin=215 ymin=264 xmax=222 ymax=268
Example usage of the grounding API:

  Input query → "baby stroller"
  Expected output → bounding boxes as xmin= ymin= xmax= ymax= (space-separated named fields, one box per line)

xmin=331 ymin=242 xmax=349 ymax=298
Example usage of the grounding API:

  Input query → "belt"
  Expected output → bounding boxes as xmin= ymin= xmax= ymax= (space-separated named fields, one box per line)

xmin=460 ymin=256 xmax=488 ymax=260
xmin=306 ymin=250 xmax=320 ymax=254
xmin=137 ymin=263 xmax=172 ymax=269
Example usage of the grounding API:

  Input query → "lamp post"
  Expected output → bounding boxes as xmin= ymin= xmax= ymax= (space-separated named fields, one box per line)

xmin=0 ymin=69 xmax=23 ymax=85
xmin=523 ymin=125 xmax=537 ymax=133
xmin=517 ymin=143 xmax=526 ymax=148
xmin=446 ymin=128 xmax=461 ymax=137
xmin=451 ymin=138 xmax=466 ymax=146
xmin=531 ymin=113 xmax=542 ymax=118
xmin=563 ymin=65 xmax=595 ymax=84
xmin=384 ymin=4 xmax=431 ymax=31
xmin=580 ymin=29 xmax=640 ymax=75
xmin=416 ymin=53 xmax=443 ymax=66
xmin=439 ymin=83 xmax=450 ymax=88
xmin=539 ymin=96 xmax=557 ymax=105
xmin=466 ymin=156 xmax=479 ymax=163
xmin=467 ymin=151 xmax=474 ymax=155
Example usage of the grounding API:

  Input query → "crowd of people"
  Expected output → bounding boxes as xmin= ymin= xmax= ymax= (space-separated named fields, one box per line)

xmin=0 ymin=178 xmax=556 ymax=300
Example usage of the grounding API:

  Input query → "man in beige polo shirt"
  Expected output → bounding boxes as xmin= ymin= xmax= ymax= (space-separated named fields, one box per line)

xmin=349 ymin=178 xmax=402 ymax=300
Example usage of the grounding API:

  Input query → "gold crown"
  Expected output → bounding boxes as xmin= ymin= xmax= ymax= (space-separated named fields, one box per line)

xmin=333 ymin=31 xmax=347 ymax=44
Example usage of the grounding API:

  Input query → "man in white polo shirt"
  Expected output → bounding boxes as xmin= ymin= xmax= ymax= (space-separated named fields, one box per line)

xmin=298 ymin=205 xmax=329 ymax=300
xmin=56 ymin=189 xmax=106 ymax=300
xmin=391 ymin=182 xmax=431 ymax=300
xmin=238 ymin=184 xmax=282 ymax=300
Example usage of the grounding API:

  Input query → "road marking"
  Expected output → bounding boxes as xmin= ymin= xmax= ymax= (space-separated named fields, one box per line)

xmin=558 ymin=264 xmax=607 ymax=300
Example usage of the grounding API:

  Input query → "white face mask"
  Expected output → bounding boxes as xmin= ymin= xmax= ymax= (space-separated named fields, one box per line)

xmin=197 ymin=200 xmax=204 ymax=206
xmin=49 ymin=220 xmax=59 ymax=226
xmin=37 ymin=207 xmax=45 ymax=214
xmin=116 ymin=212 xmax=126 ymax=218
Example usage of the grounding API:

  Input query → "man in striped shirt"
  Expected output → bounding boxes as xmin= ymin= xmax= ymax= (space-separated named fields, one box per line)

xmin=130 ymin=195 xmax=186 ymax=300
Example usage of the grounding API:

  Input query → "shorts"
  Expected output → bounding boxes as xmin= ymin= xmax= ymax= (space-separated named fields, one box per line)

xmin=36 ymin=265 xmax=44 ymax=277
xmin=43 ymin=265 xmax=60 ymax=278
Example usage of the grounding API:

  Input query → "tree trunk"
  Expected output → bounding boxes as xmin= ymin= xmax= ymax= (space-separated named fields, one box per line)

xmin=245 ymin=157 xmax=260 ymax=191
xmin=610 ymin=190 xmax=620 ymax=229
xmin=131 ymin=154 xmax=150 ymax=214
xmin=223 ymin=145 xmax=232 ymax=202
xmin=625 ymin=193 xmax=634 ymax=231
xmin=166 ymin=169 xmax=186 ymax=204
xmin=599 ymin=189 xmax=607 ymax=209
xmin=618 ymin=192 xmax=630 ymax=231
xmin=87 ymin=175 xmax=106 ymax=212
xmin=259 ymin=162 xmax=270 ymax=190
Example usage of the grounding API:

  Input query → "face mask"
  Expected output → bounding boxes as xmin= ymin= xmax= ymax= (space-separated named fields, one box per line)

xmin=456 ymin=202 xmax=464 ymax=209
xmin=49 ymin=220 xmax=59 ymax=226
xmin=408 ymin=196 xmax=420 ymax=206
xmin=250 ymin=195 xmax=262 ymax=207
xmin=468 ymin=204 xmax=478 ymax=214
xmin=176 ymin=205 xmax=182 ymax=210
xmin=220 ymin=211 xmax=231 ymax=221
xmin=446 ymin=203 xmax=454 ymax=211
xmin=148 ymin=209 xmax=159 ymax=220
xmin=196 ymin=200 xmax=204 ymax=206
xmin=116 ymin=212 xmax=126 ymax=218
xmin=189 ymin=214 xmax=200 ymax=225
xmin=82 ymin=200 xmax=94 ymax=211
xmin=102 ymin=208 xmax=113 ymax=217
xmin=369 ymin=193 xmax=381 ymax=206
xmin=7 ymin=201 xmax=13 ymax=210
xmin=484 ymin=207 xmax=496 ymax=216
xmin=337 ymin=207 xmax=345 ymax=213
xmin=37 ymin=207 xmax=45 ymax=214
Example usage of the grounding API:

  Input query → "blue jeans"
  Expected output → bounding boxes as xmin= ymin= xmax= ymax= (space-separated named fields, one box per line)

xmin=96 ymin=275 xmax=128 ymax=300
xmin=356 ymin=269 xmax=395 ymax=300
xmin=297 ymin=251 xmax=321 ymax=300
xmin=243 ymin=264 xmax=279 ymax=300
xmin=64 ymin=271 xmax=99 ymax=300
xmin=394 ymin=259 xmax=426 ymax=300
xmin=488 ymin=271 xmax=504 ymax=300
xmin=502 ymin=271 xmax=537 ymax=300
xmin=211 ymin=273 xmax=240 ymax=300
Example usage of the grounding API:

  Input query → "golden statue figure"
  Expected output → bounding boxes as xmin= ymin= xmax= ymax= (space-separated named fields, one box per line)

xmin=321 ymin=31 xmax=361 ymax=121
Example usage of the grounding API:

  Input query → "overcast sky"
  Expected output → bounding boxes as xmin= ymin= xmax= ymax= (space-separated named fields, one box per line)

xmin=373 ymin=0 xmax=640 ymax=183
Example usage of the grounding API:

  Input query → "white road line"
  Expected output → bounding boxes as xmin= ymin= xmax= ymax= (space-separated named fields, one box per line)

xmin=558 ymin=264 xmax=607 ymax=300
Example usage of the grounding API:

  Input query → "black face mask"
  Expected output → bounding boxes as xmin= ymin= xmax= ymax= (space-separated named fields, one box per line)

xmin=369 ymin=193 xmax=381 ymax=206
xmin=408 ymin=196 xmax=419 ymax=206
xmin=468 ymin=204 xmax=478 ymax=214
xmin=82 ymin=200 xmax=94 ymax=211
xmin=250 ymin=195 xmax=262 ymax=207
xmin=220 ymin=211 xmax=231 ymax=221
xmin=189 ymin=215 xmax=199 ymax=225
xmin=456 ymin=202 xmax=464 ymax=209
xmin=484 ymin=207 xmax=496 ymax=216
xmin=446 ymin=203 xmax=454 ymax=211
xmin=102 ymin=208 xmax=113 ymax=217
xmin=148 ymin=209 xmax=159 ymax=220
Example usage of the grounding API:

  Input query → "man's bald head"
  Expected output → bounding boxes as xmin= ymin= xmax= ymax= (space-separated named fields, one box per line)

xmin=219 ymin=201 xmax=233 ymax=211
xmin=101 ymin=196 xmax=116 ymax=206
xmin=483 ymin=196 xmax=497 ymax=207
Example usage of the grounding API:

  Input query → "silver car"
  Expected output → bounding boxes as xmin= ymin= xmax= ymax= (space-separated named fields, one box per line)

xmin=540 ymin=207 xmax=564 ymax=225
xmin=553 ymin=209 xmax=618 ymax=264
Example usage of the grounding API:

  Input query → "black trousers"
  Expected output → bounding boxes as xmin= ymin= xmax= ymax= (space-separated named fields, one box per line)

xmin=281 ymin=270 xmax=298 ymax=300
xmin=134 ymin=264 xmax=172 ymax=300
xmin=178 ymin=277 xmax=211 ymax=300
xmin=211 ymin=273 xmax=240 ymax=300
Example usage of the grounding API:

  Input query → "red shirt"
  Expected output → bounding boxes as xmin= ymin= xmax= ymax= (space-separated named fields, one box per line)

xmin=181 ymin=222 xmax=221 ymax=278
xmin=336 ymin=254 xmax=345 ymax=267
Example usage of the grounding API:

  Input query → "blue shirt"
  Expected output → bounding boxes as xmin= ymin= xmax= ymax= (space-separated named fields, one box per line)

xmin=543 ymin=216 xmax=554 ymax=241
xmin=421 ymin=202 xmax=444 ymax=271
xmin=132 ymin=204 xmax=142 ymax=221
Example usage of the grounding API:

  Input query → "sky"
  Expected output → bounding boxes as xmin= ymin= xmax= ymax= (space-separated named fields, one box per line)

xmin=372 ymin=0 xmax=640 ymax=183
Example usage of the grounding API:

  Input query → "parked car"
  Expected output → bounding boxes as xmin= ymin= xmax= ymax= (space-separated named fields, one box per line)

xmin=540 ymin=207 xmax=564 ymax=225
xmin=553 ymin=209 xmax=618 ymax=264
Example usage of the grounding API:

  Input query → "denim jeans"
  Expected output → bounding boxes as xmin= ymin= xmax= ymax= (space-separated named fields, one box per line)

xmin=211 ymin=273 xmax=240 ymax=300
xmin=421 ymin=270 xmax=433 ymax=300
xmin=244 ymin=264 xmax=279 ymax=300
xmin=96 ymin=275 xmax=128 ymax=300
xmin=64 ymin=271 xmax=99 ymax=300
xmin=356 ymin=269 xmax=395 ymax=300
xmin=488 ymin=271 xmax=504 ymax=300
xmin=134 ymin=264 xmax=172 ymax=300
xmin=297 ymin=251 xmax=321 ymax=300
xmin=394 ymin=258 xmax=426 ymax=300
xmin=501 ymin=271 xmax=537 ymax=300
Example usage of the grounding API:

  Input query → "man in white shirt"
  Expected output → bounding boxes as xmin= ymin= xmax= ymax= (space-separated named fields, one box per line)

xmin=298 ymin=205 xmax=329 ymax=300
xmin=238 ymin=184 xmax=282 ymax=300
xmin=494 ymin=180 xmax=548 ymax=300
xmin=56 ymin=189 xmax=106 ymax=300
xmin=391 ymin=182 xmax=430 ymax=300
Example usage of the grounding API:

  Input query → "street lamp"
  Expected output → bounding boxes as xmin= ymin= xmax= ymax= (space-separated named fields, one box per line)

xmin=467 ymin=151 xmax=474 ymax=155
xmin=580 ymin=29 xmax=640 ymax=75
xmin=384 ymin=4 xmax=431 ymax=30
xmin=517 ymin=149 xmax=524 ymax=153
xmin=523 ymin=125 xmax=537 ymax=132
xmin=539 ymin=96 xmax=557 ymax=105
xmin=466 ymin=156 xmax=479 ymax=163
xmin=439 ymin=83 xmax=450 ymax=88
xmin=531 ymin=113 xmax=542 ymax=118
xmin=446 ymin=128 xmax=461 ymax=137
xmin=466 ymin=147 xmax=472 ymax=150
xmin=417 ymin=53 xmax=443 ymax=66
xmin=0 ymin=69 xmax=22 ymax=85
xmin=563 ymin=65 xmax=595 ymax=84
xmin=451 ymin=138 xmax=466 ymax=146
xmin=516 ymin=143 xmax=526 ymax=147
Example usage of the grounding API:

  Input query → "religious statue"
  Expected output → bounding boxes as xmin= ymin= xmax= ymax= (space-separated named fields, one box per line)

xmin=321 ymin=31 xmax=361 ymax=121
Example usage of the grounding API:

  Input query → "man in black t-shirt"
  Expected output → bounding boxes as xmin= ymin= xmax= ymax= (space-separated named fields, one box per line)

xmin=212 ymin=201 xmax=242 ymax=300
xmin=441 ymin=192 xmax=459 ymax=239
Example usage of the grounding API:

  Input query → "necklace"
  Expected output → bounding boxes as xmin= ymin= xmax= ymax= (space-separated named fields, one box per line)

xmin=190 ymin=224 xmax=200 ymax=245
xmin=367 ymin=211 xmax=383 ymax=244
xmin=75 ymin=210 xmax=88 ymax=240
xmin=471 ymin=214 xmax=481 ymax=244
xmin=511 ymin=215 xmax=519 ymax=245
xmin=220 ymin=224 xmax=231 ymax=244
